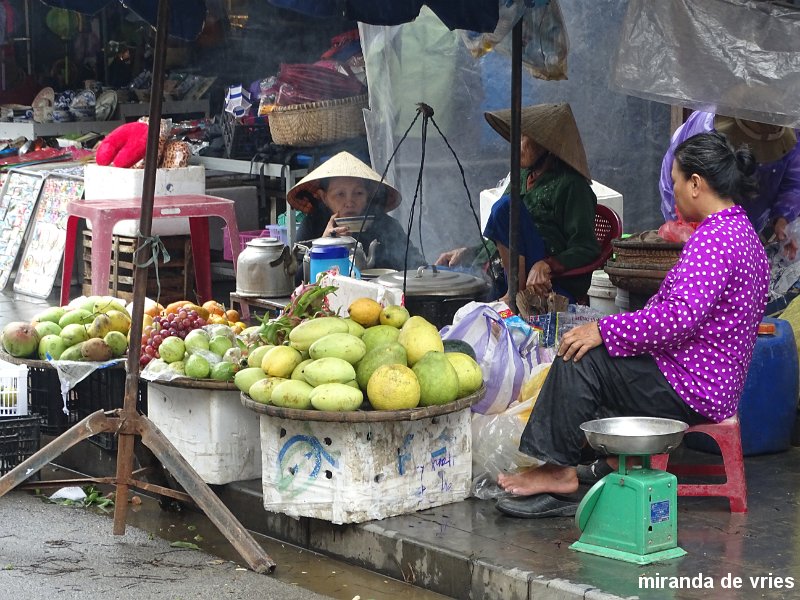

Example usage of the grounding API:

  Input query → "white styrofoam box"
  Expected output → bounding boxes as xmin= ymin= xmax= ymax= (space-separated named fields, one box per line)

xmin=147 ymin=382 xmax=261 ymax=485
xmin=0 ymin=360 xmax=28 ymax=417
xmin=205 ymin=186 xmax=259 ymax=252
xmin=84 ymin=165 xmax=206 ymax=236
xmin=319 ymin=273 xmax=403 ymax=315
xmin=477 ymin=176 xmax=623 ymax=232
xmin=591 ymin=179 xmax=624 ymax=230
xmin=259 ymin=407 xmax=472 ymax=524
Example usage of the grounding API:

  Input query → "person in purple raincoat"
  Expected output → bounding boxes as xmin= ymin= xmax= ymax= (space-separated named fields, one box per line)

xmin=494 ymin=132 xmax=770 ymax=519
xmin=660 ymin=111 xmax=800 ymax=257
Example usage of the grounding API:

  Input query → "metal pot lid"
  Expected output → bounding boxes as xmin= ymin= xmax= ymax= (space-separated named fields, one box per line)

xmin=312 ymin=235 xmax=356 ymax=248
xmin=375 ymin=265 xmax=489 ymax=296
xmin=246 ymin=236 xmax=282 ymax=248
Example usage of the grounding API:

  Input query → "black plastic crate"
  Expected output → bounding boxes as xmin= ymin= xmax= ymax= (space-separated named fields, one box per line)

xmin=27 ymin=365 xmax=80 ymax=435
xmin=74 ymin=371 xmax=149 ymax=451
xmin=222 ymin=112 xmax=271 ymax=159
xmin=0 ymin=416 xmax=41 ymax=476
xmin=28 ymin=365 xmax=148 ymax=450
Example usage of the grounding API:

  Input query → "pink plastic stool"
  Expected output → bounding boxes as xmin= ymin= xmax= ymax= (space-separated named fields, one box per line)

xmin=651 ymin=416 xmax=747 ymax=513
xmin=61 ymin=195 xmax=241 ymax=308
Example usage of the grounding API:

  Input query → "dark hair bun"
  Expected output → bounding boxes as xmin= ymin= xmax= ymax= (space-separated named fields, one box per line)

xmin=735 ymin=146 xmax=757 ymax=177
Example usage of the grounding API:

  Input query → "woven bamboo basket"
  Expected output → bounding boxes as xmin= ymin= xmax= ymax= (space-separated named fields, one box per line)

xmin=612 ymin=237 xmax=684 ymax=270
xmin=605 ymin=236 xmax=685 ymax=295
xmin=268 ymin=95 xmax=368 ymax=147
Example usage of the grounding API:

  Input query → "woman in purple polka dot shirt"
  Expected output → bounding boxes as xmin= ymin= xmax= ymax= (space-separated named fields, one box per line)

xmin=495 ymin=131 xmax=770 ymax=519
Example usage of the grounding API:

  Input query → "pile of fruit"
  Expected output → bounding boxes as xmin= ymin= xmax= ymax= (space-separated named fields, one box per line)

xmin=1 ymin=296 xmax=131 ymax=361
xmin=234 ymin=297 xmax=483 ymax=412
xmin=139 ymin=300 xmax=240 ymax=367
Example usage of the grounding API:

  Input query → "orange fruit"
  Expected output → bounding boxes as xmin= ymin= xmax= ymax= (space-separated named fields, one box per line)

xmin=226 ymin=309 xmax=240 ymax=323
xmin=165 ymin=300 xmax=192 ymax=314
xmin=144 ymin=302 xmax=163 ymax=318
xmin=202 ymin=300 xmax=225 ymax=317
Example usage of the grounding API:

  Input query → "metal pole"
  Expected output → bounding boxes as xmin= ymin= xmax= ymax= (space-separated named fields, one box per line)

xmin=508 ymin=18 xmax=523 ymax=314
xmin=114 ymin=0 xmax=170 ymax=536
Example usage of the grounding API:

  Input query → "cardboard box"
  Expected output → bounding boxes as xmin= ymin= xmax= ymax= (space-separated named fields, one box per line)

xmin=259 ymin=407 xmax=472 ymax=524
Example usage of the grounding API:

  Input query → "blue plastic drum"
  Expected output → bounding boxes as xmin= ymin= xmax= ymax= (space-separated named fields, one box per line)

xmin=738 ymin=317 xmax=799 ymax=455
xmin=689 ymin=317 xmax=799 ymax=456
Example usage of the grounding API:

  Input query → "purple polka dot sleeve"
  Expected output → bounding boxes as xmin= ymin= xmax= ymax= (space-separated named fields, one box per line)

xmin=597 ymin=206 xmax=769 ymax=422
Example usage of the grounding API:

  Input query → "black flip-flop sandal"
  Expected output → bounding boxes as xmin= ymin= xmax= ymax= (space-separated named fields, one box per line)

xmin=576 ymin=459 xmax=613 ymax=485
xmin=495 ymin=493 xmax=580 ymax=518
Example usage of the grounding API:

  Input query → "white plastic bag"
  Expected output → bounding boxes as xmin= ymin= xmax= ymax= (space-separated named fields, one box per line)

xmin=470 ymin=362 xmax=552 ymax=498
xmin=441 ymin=302 xmax=541 ymax=415
xmin=479 ymin=173 xmax=510 ymax=233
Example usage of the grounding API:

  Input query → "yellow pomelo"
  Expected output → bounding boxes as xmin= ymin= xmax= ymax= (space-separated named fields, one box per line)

xmin=366 ymin=364 xmax=420 ymax=410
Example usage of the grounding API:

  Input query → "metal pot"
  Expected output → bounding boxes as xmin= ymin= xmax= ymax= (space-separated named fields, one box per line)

xmin=235 ymin=237 xmax=294 ymax=297
xmin=375 ymin=265 xmax=490 ymax=329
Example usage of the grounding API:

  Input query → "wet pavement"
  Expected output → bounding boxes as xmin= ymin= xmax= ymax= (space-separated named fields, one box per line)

xmin=2 ymin=283 xmax=800 ymax=599
xmin=0 ymin=488 xmax=332 ymax=600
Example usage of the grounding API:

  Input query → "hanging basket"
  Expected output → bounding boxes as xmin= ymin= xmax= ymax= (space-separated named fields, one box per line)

xmin=268 ymin=95 xmax=368 ymax=147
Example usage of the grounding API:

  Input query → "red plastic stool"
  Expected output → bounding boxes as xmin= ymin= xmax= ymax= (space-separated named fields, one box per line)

xmin=60 ymin=195 xmax=241 ymax=308
xmin=651 ymin=416 xmax=747 ymax=513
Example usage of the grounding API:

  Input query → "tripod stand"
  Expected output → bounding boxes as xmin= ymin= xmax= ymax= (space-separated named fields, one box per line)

xmin=0 ymin=0 xmax=274 ymax=574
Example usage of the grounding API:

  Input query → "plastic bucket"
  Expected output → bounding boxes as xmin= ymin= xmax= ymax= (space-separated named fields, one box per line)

xmin=588 ymin=270 xmax=618 ymax=315
xmin=615 ymin=287 xmax=630 ymax=312
xmin=309 ymin=246 xmax=351 ymax=282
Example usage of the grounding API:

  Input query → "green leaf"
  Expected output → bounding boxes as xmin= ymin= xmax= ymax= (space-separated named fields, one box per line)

xmin=170 ymin=541 xmax=201 ymax=550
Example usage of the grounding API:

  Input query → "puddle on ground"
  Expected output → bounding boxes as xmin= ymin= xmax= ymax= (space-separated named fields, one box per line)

xmin=34 ymin=466 xmax=450 ymax=600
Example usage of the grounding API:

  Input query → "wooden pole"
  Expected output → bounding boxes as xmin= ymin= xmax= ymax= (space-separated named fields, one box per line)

xmin=508 ymin=18 xmax=523 ymax=314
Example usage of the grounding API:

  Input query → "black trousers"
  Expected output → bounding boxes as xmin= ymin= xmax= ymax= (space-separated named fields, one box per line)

xmin=519 ymin=346 xmax=709 ymax=466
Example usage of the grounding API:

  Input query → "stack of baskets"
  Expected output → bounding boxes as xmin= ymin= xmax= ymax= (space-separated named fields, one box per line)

xmin=604 ymin=235 xmax=684 ymax=296
xmin=269 ymin=95 xmax=368 ymax=147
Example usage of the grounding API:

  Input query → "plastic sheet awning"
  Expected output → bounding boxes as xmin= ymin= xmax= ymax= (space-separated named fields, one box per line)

xmin=613 ymin=0 xmax=800 ymax=127
xmin=40 ymin=0 xmax=207 ymax=41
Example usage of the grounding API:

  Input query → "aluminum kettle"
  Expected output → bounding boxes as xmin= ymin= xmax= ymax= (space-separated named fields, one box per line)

xmin=235 ymin=237 xmax=295 ymax=297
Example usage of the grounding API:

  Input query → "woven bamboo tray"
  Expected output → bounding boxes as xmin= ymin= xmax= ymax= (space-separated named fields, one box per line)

xmin=605 ymin=262 xmax=670 ymax=296
xmin=612 ymin=237 xmax=684 ymax=271
xmin=241 ymin=384 xmax=484 ymax=423
xmin=268 ymin=95 xmax=368 ymax=147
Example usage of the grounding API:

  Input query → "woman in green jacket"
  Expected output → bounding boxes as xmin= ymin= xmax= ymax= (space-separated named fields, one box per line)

xmin=437 ymin=103 xmax=599 ymax=302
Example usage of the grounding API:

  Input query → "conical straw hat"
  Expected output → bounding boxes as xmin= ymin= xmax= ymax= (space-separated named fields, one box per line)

xmin=484 ymin=103 xmax=591 ymax=180
xmin=714 ymin=115 xmax=797 ymax=164
xmin=287 ymin=152 xmax=401 ymax=212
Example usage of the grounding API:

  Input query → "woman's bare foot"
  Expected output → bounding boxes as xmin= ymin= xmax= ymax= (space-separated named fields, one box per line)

xmin=497 ymin=464 xmax=579 ymax=496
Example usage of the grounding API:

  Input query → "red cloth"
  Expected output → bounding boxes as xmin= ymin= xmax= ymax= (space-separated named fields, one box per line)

xmin=96 ymin=122 xmax=149 ymax=168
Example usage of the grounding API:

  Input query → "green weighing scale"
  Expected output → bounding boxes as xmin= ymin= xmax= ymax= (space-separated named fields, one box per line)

xmin=571 ymin=417 xmax=689 ymax=565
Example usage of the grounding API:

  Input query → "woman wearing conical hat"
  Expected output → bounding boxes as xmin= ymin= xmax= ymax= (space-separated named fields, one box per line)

xmin=660 ymin=111 xmax=800 ymax=258
xmin=287 ymin=152 xmax=425 ymax=273
xmin=437 ymin=103 xmax=600 ymax=302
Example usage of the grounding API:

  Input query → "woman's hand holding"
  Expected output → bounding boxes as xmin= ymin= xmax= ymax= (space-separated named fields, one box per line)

xmin=435 ymin=247 xmax=469 ymax=267
xmin=557 ymin=321 xmax=602 ymax=362
xmin=775 ymin=217 xmax=799 ymax=261
xmin=526 ymin=260 xmax=553 ymax=295
xmin=322 ymin=213 xmax=350 ymax=238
